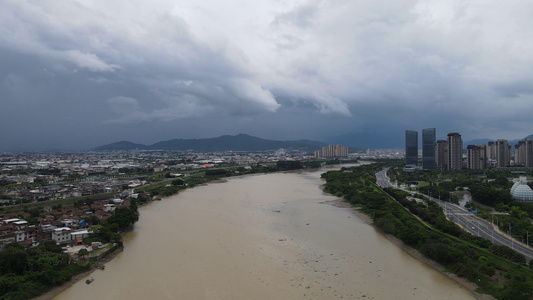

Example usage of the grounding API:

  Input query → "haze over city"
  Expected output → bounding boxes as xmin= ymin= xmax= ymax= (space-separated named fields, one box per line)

xmin=1 ymin=1 xmax=533 ymax=152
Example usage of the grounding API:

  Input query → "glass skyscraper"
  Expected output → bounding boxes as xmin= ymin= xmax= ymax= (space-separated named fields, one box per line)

xmin=405 ymin=130 xmax=418 ymax=165
xmin=422 ymin=128 xmax=436 ymax=169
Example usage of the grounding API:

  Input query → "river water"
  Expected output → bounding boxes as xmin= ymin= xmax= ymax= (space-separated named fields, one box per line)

xmin=55 ymin=166 xmax=475 ymax=300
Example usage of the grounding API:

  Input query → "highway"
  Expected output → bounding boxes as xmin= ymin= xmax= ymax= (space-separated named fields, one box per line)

xmin=375 ymin=169 xmax=533 ymax=262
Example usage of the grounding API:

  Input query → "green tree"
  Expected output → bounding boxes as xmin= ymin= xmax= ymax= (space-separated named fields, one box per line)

xmin=77 ymin=248 xmax=89 ymax=259
xmin=276 ymin=160 xmax=303 ymax=171
xmin=171 ymin=179 xmax=184 ymax=186
xmin=0 ymin=243 xmax=29 ymax=275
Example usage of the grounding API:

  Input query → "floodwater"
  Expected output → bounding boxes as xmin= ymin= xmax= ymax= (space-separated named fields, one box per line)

xmin=55 ymin=167 xmax=475 ymax=300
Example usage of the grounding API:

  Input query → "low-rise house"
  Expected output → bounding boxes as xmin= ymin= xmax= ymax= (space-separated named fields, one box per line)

xmin=3 ymin=218 xmax=21 ymax=225
xmin=112 ymin=198 xmax=123 ymax=206
xmin=104 ymin=204 xmax=116 ymax=212
xmin=41 ymin=224 xmax=55 ymax=232
xmin=15 ymin=230 xmax=27 ymax=242
xmin=61 ymin=219 xmax=76 ymax=227
xmin=13 ymin=220 xmax=28 ymax=230
xmin=0 ymin=234 xmax=15 ymax=250
xmin=51 ymin=227 xmax=72 ymax=244
xmin=71 ymin=230 xmax=90 ymax=245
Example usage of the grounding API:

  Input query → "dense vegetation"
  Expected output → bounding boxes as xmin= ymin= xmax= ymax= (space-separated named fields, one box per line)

xmin=91 ymin=201 xmax=139 ymax=244
xmin=0 ymin=241 xmax=89 ymax=299
xmin=322 ymin=163 xmax=533 ymax=300
xmin=0 ymin=200 xmax=139 ymax=299
xmin=387 ymin=167 xmax=533 ymax=250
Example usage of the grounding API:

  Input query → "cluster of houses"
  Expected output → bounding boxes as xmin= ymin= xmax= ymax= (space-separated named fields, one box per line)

xmin=0 ymin=149 xmax=329 ymax=251
xmin=1 ymin=178 xmax=143 ymax=204
xmin=0 ymin=197 xmax=130 ymax=250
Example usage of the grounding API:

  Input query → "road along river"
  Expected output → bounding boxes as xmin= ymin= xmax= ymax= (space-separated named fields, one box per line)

xmin=54 ymin=166 xmax=475 ymax=300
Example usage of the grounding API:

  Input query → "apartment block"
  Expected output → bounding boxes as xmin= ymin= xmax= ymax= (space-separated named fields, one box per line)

xmin=466 ymin=145 xmax=486 ymax=169
xmin=447 ymin=133 xmax=463 ymax=170
xmin=314 ymin=144 xmax=348 ymax=158
xmin=496 ymin=139 xmax=510 ymax=167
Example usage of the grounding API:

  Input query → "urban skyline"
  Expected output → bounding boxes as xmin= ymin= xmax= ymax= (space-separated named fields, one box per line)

xmin=405 ymin=128 xmax=533 ymax=169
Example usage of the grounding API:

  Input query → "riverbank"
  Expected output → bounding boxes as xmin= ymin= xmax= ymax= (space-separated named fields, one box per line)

xmin=33 ymin=246 xmax=123 ymax=300
xmin=328 ymin=198 xmax=494 ymax=300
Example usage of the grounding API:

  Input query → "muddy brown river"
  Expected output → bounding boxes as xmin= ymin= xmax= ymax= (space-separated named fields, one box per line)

xmin=54 ymin=166 xmax=475 ymax=299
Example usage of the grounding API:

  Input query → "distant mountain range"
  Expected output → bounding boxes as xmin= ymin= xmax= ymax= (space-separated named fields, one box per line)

xmin=464 ymin=134 xmax=533 ymax=148
xmin=94 ymin=133 xmax=533 ymax=152
xmin=93 ymin=134 xmax=329 ymax=152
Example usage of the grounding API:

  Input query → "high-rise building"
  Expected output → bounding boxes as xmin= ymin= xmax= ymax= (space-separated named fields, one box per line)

xmin=467 ymin=145 xmax=486 ymax=169
xmin=447 ymin=133 xmax=463 ymax=170
xmin=515 ymin=141 xmax=525 ymax=166
xmin=496 ymin=139 xmax=510 ymax=167
xmin=422 ymin=128 xmax=436 ymax=169
xmin=335 ymin=144 xmax=349 ymax=157
xmin=526 ymin=140 xmax=533 ymax=168
xmin=405 ymin=130 xmax=418 ymax=165
xmin=435 ymin=140 xmax=448 ymax=170
xmin=514 ymin=139 xmax=533 ymax=168
xmin=487 ymin=141 xmax=496 ymax=160
xmin=314 ymin=144 xmax=348 ymax=158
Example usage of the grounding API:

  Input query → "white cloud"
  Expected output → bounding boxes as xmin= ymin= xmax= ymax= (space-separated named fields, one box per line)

xmin=227 ymin=79 xmax=280 ymax=112
xmin=64 ymin=50 xmax=120 ymax=72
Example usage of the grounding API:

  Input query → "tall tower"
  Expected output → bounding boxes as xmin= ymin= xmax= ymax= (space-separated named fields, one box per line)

xmin=467 ymin=145 xmax=486 ymax=169
xmin=422 ymin=128 xmax=436 ymax=169
xmin=496 ymin=139 xmax=510 ymax=167
xmin=447 ymin=133 xmax=463 ymax=170
xmin=486 ymin=141 xmax=496 ymax=160
xmin=435 ymin=140 xmax=448 ymax=170
xmin=526 ymin=140 xmax=533 ymax=168
xmin=515 ymin=141 xmax=525 ymax=166
xmin=405 ymin=130 xmax=418 ymax=165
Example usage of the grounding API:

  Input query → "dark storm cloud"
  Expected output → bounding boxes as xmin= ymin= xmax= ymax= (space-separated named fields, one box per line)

xmin=1 ymin=0 xmax=533 ymax=151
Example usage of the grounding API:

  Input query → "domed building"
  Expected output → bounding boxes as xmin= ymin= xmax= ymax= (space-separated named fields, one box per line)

xmin=510 ymin=176 xmax=533 ymax=203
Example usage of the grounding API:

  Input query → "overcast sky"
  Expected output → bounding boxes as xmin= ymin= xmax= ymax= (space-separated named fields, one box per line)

xmin=1 ymin=0 xmax=533 ymax=151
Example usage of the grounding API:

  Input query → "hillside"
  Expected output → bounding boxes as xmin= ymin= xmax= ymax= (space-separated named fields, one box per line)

xmin=93 ymin=141 xmax=148 ymax=151
xmin=94 ymin=134 xmax=328 ymax=152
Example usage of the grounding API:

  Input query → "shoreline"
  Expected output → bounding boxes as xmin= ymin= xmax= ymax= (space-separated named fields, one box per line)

xmin=327 ymin=198 xmax=495 ymax=300
xmin=32 ymin=247 xmax=123 ymax=300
